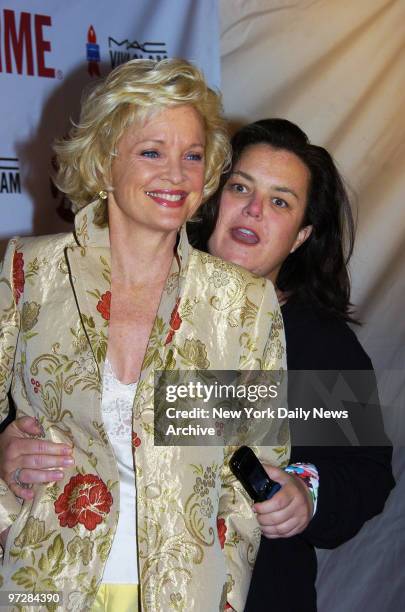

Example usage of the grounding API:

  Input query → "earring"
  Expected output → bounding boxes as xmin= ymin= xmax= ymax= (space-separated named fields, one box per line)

xmin=98 ymin=190 xmax=108 ymax=200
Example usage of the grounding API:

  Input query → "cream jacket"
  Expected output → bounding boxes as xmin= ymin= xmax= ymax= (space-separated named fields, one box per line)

xmin=0 ymin=201 xmax=288 ymax=611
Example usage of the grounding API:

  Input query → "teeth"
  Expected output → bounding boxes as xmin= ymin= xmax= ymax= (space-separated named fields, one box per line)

xmin=146 ymin=191 xmax=183 ymax=201
xmin=238 ymin=228 xmax=256 ymax=236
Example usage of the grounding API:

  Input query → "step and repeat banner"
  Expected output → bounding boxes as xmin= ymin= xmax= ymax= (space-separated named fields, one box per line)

xmin=0 ymin=0 xmax=220 ymax=247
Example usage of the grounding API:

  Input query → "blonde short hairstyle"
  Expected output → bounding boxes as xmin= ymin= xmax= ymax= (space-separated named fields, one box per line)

xmin=54 ymin=58 xmax=230 ymax=215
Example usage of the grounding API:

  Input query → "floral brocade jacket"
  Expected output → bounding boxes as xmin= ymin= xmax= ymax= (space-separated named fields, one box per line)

xmin=0 ymin=201 xmax=288 ymax=612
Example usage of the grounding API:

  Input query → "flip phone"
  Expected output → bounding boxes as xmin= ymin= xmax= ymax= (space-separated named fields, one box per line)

xmin=230 ymin=446 xmax=281 ymax=503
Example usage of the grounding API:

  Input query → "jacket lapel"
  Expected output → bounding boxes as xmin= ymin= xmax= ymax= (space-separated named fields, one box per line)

xmin=65 ymin=202 xmax=111 ymax=376
xmin=65 ymin=202 xmax=188 ymax=381
xmin=152 ymin=226 xmax=189 ymax=373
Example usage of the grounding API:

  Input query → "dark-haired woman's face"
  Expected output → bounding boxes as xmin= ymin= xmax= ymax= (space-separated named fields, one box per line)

xmin=208 ymin=144 xmax=312 ymax=283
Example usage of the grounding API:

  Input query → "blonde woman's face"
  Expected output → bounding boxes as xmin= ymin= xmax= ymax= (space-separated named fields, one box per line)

xmin=208 ymin=144 xmax=312 ymax=283
xmin=109 ymin=105 xmax=205 ymax=233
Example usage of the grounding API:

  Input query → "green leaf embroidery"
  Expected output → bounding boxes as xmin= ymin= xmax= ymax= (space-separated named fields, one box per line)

xmin=48 ymin=534 xmax=64 ymax=567
xmin=11 ymin=566 xmax=38 ymax=589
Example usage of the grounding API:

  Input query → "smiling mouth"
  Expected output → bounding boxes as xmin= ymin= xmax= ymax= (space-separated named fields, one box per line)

xmin=231 ymin=227 xmax=260 ymax=245
xmin=146 ymin=190 xmax=187 ymax=208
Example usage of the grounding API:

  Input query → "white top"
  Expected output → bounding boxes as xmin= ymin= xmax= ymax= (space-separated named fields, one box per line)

xmin=101 ymin=359 xmax=138 ymax=584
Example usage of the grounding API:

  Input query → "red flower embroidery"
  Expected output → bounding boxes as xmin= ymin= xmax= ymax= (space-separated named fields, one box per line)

xmin=12 ymin=251 xmax=25 ymax=304
xmin=170 ymin=299 xmax=182 ymax=331
xmin=165 ymin=329 xmax=175 ymax=345
xmin=217 ymin=517 xmax=227 ymax=549
xmin=30 ymin=378 xmax=41 ymax=394
xmin=54 ymin=473 xmax=113 ymax=531
xmin=132 ymin=432 xmax=141 ymax=448
xmin=96 ymin=291 xmax=111 ymax=321
xmin=165 ymin=298 xmax=182 ymax=345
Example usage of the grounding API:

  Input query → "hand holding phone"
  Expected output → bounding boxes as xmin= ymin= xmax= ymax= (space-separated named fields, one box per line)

xmin=229 ymin=446 xmax=281 ymax=503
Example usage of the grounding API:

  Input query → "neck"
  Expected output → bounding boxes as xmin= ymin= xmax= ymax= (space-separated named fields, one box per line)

xmin=108 ymin=211 xmax=178 ymax=287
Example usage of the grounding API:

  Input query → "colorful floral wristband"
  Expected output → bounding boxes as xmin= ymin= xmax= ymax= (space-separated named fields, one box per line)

xmin=284 ymin=462 xmax=319 ymax=516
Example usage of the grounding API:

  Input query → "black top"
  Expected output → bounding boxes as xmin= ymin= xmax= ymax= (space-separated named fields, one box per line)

xmin=244 ymin=298 xmax=395 ymax=612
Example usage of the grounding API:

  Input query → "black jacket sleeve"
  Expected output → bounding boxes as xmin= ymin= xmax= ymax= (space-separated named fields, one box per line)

xmin=245 ymin=301 xmax=395 ymax=612
xmin=293 ymin=444 xmax=394 ymax=548
xmin=284 ymin=300 xmax=395 ymax=547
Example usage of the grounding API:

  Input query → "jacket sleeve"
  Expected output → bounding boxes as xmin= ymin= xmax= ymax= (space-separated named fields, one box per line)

xmin=293 ymin=443 xmax=395 ymax=548
xmin=245 ymin=300 xmax=395 ymax=612
xmin=0 ymin=239 xmax=24 ymax=539
xmin=289 ymin=344 xmax=395 ymax=548
xmin=218 ymin=281 xmax=289 ymax=611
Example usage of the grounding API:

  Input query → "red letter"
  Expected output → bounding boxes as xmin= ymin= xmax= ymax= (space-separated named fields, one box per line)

xmin=35 ymin=14 xmax=55 ymax=78
xmin=4 ymin=10 xmax=34 ymax=75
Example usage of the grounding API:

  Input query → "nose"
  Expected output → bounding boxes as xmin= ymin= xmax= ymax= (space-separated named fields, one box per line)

xmin=163 ymin=154 xmax=185 ymax=185
xmin=243 ymin=195 xmax=264 ymax=219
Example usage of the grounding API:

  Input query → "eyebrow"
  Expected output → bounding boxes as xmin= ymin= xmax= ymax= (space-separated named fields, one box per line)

xmin=231 ymin=171 xmax=299 ymax=201
xmin=232 ymin=170 xmax=254 ymax=181
xmin=136 ymin=139 xmax=204 ymax=147
xmin=272 ymin=185 xmax=299 ymax=201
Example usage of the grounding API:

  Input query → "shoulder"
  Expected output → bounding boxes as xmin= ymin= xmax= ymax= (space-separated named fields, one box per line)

xmin=12 ymin=231 xmax=74 ymax=260
xmin=1 ymin=232 xmax=75 ymax=305
xmin=190 ymin=247 xmax=280 ymax=318
xmin=189 ymin=246 xmax=277 ymax=302
xmin=188 ymin=247 xmax=281 ymax=340
xmin=282 ymin=298 xmax=372 ymax=370
xmin=2 ymin=233 xmax=71 ymax=280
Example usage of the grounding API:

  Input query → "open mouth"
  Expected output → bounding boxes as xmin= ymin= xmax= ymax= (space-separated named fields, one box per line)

xmin=230 ymin=227 xmax=260 ymax=245
xmin=146 ymin=190 xmax=187 ymax=208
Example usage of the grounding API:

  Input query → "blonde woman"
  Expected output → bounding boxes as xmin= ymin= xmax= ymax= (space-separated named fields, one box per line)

xmin=0 ymin=59 xmax=287 ymax=611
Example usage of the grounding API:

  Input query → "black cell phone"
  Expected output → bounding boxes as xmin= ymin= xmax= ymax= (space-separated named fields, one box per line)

xmin=230 ymin=446 xmax=281 ymax=503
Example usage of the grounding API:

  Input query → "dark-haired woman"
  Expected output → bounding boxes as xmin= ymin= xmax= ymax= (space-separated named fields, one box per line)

xmin=191 ymin=118 xmax=394 ymax=611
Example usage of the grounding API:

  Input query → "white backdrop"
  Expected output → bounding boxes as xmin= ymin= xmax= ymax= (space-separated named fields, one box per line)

xmin=0 ymin=0 xmax=220 ymax=244
xmin=220 ymin=1 xmax=404 ymax=610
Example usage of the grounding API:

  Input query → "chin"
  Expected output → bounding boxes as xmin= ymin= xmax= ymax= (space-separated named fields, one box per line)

xmin=224 ymin=252 xmax=253 ymax=272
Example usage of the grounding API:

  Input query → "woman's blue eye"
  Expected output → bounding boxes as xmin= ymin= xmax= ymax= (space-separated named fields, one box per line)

xmin=272 ymin=197 xmax=288 ymax=208
xmin=186 ymin=152 xmax=203 ymax=161
xmin=141 ymin=150 xmax=159 ymax=158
